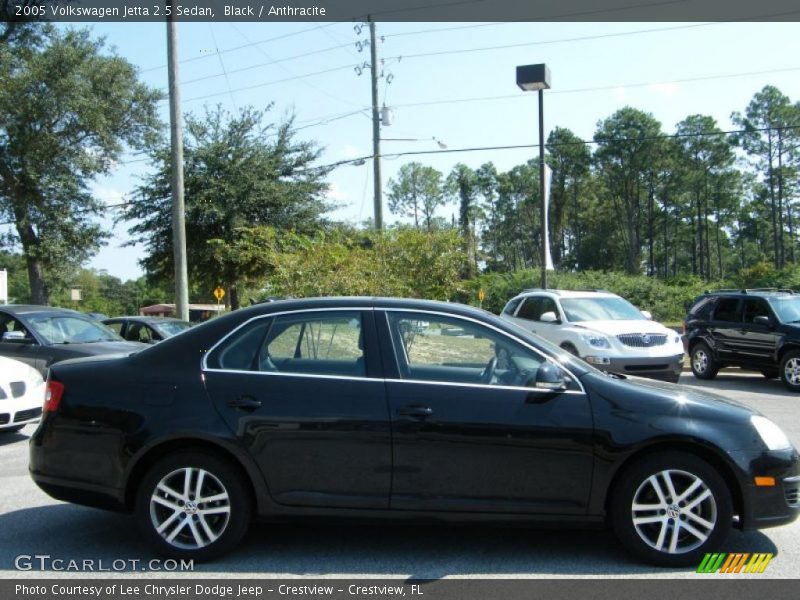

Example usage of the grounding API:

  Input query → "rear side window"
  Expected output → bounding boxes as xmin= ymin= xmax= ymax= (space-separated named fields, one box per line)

xmin=688 ymin=297 xmax=715 ymax=320
xmin=502 ymin=297 xmax=523 ymax=316
xmin=712 ymin=297 xmax=741 ymax=322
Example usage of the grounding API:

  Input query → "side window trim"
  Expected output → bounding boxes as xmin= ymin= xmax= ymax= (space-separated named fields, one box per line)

xmin=203 ymin=307 xmax=376 ymax=381
xmin=381 ymin=308 xmax=584 ymax=394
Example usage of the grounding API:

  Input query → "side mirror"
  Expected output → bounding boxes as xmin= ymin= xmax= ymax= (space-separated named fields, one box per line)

xmin=753 ymin=315 xmax=772 ymax=328
xmin=539 ymin=311 xmax=559 ymax=323
xmin=531 ymin=362 xmax=568 ymax=392
xmin=1 ymin=331 xmax=32 ymax=344
xmin=641 ymin=310 xmax=653 ymax=320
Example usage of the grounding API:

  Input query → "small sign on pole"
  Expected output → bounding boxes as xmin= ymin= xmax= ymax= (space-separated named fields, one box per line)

xmin=213 ymin=287 xmax=225 ymax=311
xmin=478 ymin=288 xmax=486 ymax=308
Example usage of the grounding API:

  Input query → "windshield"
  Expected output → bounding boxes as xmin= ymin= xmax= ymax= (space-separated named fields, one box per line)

xmin=153 ymin=321 xmax=191 ymax=337
xmin=28 ymin=315 xmax=122 ymax=344
xmin=768 ymin=297 xmax=800 ymax=323
xmin=560 ymin=297 xmax=644 ymax=322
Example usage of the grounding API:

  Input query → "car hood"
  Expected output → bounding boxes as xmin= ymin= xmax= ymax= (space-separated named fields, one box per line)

xmin=47 ymin=340 xmax=148 ymax=356
xmin=583 ymin=370 xmax=756 ymax=423
xmin=570 ymin=319 xmax=676 ymax=336
xmin=0 ymin=355 xmax=43 ymax=384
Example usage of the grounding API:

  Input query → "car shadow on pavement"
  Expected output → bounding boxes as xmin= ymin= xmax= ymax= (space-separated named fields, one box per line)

xmin=680 ymin=371 xmax=797 ymax=397
xmin=0 ymin=504 xmax=779 ymax=578
xmin=0 ymin=430 xmax=29 ymax=448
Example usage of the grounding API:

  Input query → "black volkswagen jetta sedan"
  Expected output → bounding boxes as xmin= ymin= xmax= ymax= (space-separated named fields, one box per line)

xmin=29 ymin=298 xmax=799 ymax=566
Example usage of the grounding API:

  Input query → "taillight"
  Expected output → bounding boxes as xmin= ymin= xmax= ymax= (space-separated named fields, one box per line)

xmin=682 ymin=321 xmax=687 ymax=335
xmin=44 ymin=380 xmax=64 ymax=413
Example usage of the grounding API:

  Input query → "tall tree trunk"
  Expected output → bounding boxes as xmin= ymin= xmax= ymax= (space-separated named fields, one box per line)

xmin=12 ymin=204 xmax=49 ymax=305
xmin=767 ymin=129 xmax=779 ymax=268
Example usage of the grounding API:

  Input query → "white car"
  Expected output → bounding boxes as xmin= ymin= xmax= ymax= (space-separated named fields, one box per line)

xmin=0 ymin=355 xmax=45 ymax=432
xmin=500 ymin=289 xmax=684 ymax=382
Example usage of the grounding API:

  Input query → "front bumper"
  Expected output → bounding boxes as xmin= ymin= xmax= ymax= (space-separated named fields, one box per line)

xmin=728 ymin=448 xmax=800 ymax=530
xmin=587 ymin=354 xmax=684 ymax=382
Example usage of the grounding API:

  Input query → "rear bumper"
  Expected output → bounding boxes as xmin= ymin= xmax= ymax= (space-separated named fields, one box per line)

xmin=30 ymin=471 xmax=127 ymax=512
xmin=728 ymin=448 xmax=800 ymax=530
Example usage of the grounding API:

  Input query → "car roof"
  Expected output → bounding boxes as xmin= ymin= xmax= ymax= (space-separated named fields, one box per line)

xmin=0 ymin=304 xmax=85 ymax=317
xmin=700 ymin=289 xmax=797 ymax=298
xmin=513 ymin=289 xmax=618 ymax=300
xmin=232 ymin=296 xmax=494 ymax=318
xmin=105 ymin=316 xmax=186 ymax=323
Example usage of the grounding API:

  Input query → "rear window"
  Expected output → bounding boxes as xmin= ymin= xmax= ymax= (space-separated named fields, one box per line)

xmin=712 ymin=297 xmax=741 ymax=322
xmin=688 ymin=296 xmax=715 ymax=319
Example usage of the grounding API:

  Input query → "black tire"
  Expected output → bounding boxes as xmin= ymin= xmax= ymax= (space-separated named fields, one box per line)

xmin=690 ymin=342 xmax=719 ymax=380
xmin=134 ymin=451 xmax=252 ymax=561
xmin=610 ymin=451 xmax=732 ymax=567
xmin=0 ymin=425 xmax=25 ymax=434
xmin=779 ymin=349 xmax=800 ymax=392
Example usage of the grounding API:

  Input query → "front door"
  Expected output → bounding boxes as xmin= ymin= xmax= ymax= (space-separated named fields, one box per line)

xmin=203 ymin=309 xmax=392 ymax=509
xmin=379 ymin=310 xmax=594 ymax=515
xmin=734 ymin=297 xmax=780 ymax=365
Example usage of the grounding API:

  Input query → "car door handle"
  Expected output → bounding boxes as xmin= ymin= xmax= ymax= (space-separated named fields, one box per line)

xmin=227 ymin=396 xmax=262 ymax=410
xmin=398 ymin=405 xmax=433 ymax=418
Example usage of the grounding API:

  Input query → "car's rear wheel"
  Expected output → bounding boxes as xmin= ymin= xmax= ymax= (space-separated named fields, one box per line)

xmin=610 ymin=452 xmax=732 ymax=567
xmin=690 ymin=343 xmax=719 ymax=380
xmin=134 ymin=451 xmax=251 ymax=561
xmin=780 ymin=350 xmax=800 ymax=392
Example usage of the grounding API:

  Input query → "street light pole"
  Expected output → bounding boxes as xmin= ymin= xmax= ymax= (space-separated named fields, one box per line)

xmin=516 ymin=63 xmax=551 ymax=290
xmin=538 ymin=88 xmax=547 ymax=290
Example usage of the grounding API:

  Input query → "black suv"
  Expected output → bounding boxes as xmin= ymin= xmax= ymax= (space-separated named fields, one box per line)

xmin=684 ymin=289 xmax=800 ymax=391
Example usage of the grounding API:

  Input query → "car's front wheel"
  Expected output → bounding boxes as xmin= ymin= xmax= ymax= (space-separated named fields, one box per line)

xmin=134 ymin=451 xmax=252 ymax=561
xmin=610 ymin=452 xmax=732 ymax=567
xmin=780 ymin=350 xmax=800 ymax=392
xmin=690 ymin=342 xmax=719 ymax=380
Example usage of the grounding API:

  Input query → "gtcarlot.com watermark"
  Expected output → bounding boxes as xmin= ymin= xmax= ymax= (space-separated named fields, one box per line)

xmin=14 ymin=554 xmax=194 ymax=572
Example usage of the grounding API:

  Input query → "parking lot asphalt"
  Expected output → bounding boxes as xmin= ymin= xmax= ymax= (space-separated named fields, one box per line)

xmin=1 ymin=369 xmax=798 ymax=580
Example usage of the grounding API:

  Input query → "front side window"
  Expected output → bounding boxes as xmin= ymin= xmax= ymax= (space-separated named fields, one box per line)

xmin=388 ymin=311 xmax=570 ymax=389
xmin=743 ymin=298 xmax=772 ymax=324
xmin=516 ymin=297 xmax=542 ymax=321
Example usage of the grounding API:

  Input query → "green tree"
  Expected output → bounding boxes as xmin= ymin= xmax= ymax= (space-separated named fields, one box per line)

xmin=732 ymin=86 xmax=798 ymax=268
xmin=593 ymin=107 xmax=667 ymax=274
xmin=387 ymin=162 xmax=445 ymax=230
xmin=446 ymin=163 xmax=481 ymax=278
xmin=123 ymin=106 xmax=330 ymax=310
xmin=0 ymin=24 xmax=162 ymax=304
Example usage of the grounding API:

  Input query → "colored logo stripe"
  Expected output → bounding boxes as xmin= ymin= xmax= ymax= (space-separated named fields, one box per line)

xmin=696 ymin=553 xmax=773 ymax=574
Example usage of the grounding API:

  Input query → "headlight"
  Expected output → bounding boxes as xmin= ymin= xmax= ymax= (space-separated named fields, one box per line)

xmin=751 ymin=415 xmax=792 ymax=451
xmin=581 ymin=333 xmax=610 ymax=349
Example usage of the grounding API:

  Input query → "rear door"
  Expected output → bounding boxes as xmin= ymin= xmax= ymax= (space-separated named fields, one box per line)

xmin=202 ymin=308 xmax=392 ymax=509
xmin=708 ymin=297 xmax=742 ymax=361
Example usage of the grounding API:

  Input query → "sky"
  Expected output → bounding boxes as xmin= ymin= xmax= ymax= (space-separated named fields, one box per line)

xmin=29 ymin=19 xmax=800 ymax=283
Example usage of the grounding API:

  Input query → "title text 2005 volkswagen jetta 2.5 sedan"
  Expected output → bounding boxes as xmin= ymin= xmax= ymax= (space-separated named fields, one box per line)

xmin=29 ymin=298 xmax=800 ymax=566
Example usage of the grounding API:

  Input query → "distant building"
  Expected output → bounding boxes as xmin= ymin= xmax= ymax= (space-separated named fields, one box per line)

xmin=139 ymin=303 xmax=225 ymax=323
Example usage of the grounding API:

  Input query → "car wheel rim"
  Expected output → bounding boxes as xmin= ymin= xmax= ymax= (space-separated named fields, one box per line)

xmin=784 ymin=358 xmax=800 ymax=386
xmin=692 ymin=350 xmax=708 ymax=373
xmin=631 ymin=469 xmax=717 ymax=555
xmin=150 ymin=467 xmax=231 ymax=550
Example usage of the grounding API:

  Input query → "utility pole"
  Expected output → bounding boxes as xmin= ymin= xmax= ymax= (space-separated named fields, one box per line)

xmin=369 ymin=17 xmax=383 ymax=230
xmin=166 ymin=7 xmax=189 ymax=321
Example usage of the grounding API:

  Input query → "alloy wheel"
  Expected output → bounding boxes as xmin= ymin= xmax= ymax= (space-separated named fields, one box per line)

xmin=631 ymin=469 xmax=717 ymax=554
xmin=692 ymin=350 xmax=708 ymax=374
xmin=149 ymin=467 xmax=231 ymax=550
xmin=784 ymin=357 xmax=800 ymax=386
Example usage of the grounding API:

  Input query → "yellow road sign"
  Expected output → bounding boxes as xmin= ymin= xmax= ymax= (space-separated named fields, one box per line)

xmin=213 ymin=287 xmax=225 ymax=301
xmin=478 ymin=288 xmax=486 ymax=302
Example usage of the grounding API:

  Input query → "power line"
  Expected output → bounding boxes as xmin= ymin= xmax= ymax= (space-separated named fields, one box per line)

xmin=139 ymin=23 xmax=341 ymax=73
xmin=390 ymin=66 xmax=800 ymax=110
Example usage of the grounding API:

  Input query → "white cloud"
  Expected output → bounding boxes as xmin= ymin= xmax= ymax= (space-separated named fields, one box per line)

xmin=92 ymin=185 xmax=126 ymax=207
xmin=340 ymin=144 xmax=363 ymax=159
xmin=326 ymin=182 xmax=350 ymax=203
